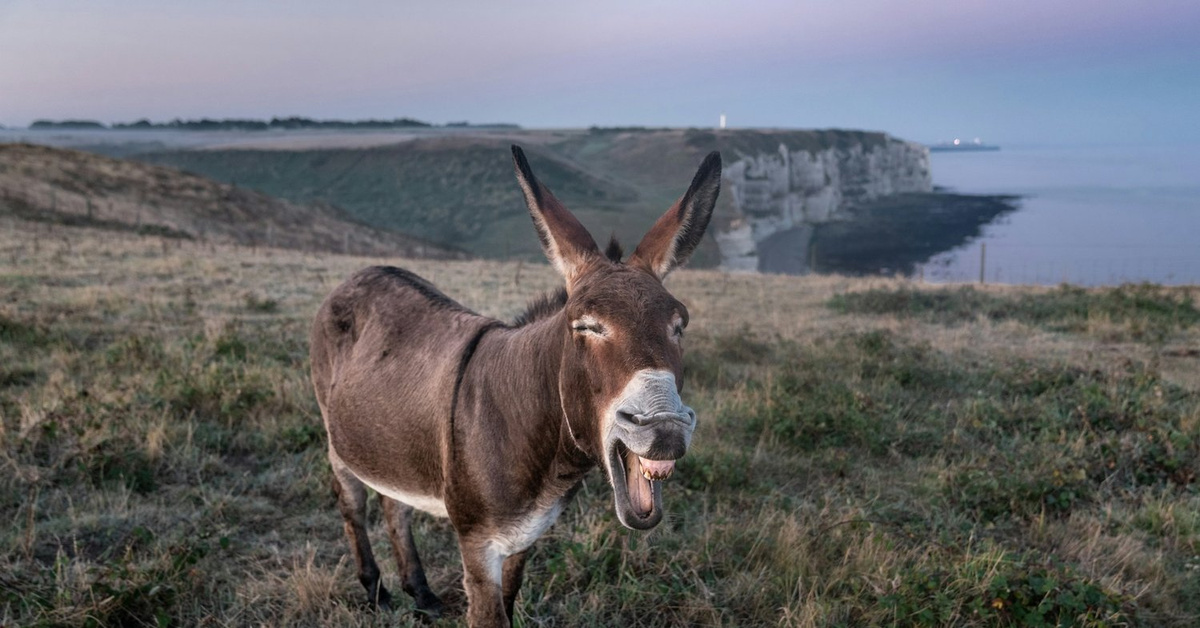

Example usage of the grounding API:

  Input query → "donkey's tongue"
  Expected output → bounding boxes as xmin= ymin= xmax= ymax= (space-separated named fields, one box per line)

xmin=621 ymin=454 xmax=654 ymax=518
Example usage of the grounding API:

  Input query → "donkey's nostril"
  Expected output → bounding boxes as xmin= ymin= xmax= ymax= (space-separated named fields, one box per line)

xmin=615 ymin=408 xmax=695 ymax=429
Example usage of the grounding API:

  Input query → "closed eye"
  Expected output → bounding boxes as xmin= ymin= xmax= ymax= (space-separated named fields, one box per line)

xmin=571 ymin=316 xmax=605 ymax=336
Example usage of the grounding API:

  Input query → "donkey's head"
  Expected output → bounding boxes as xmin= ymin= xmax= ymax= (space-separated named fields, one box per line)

xmin=512 ymin=145 xmax=721 ymax=530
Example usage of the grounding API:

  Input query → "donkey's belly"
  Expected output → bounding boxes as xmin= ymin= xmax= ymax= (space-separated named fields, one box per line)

xmin=325 ymin=319 xmax=464 ymax=516
xmin=327 ymin=397 xmax=450 ymax=518
xmin=358 ymin=475 xmax=449 ymax=518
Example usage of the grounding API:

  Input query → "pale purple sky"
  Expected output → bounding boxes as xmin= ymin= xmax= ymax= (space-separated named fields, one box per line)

xmin=2 ymin=0 xmax=1197 ymax=145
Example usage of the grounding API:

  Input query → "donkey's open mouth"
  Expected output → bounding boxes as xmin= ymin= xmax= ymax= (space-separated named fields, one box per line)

xmin=603 ymin=370 xmax=696 ymax=530
xmin=609 ymin=441 xmax=677 ymax=529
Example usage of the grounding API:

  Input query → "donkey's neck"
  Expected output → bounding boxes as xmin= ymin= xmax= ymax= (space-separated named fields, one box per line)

xmin=464 ymin=310 xmax=593 ymax=479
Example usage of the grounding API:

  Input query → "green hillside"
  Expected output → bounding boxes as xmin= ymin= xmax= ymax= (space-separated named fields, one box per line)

xmin=138 ymin=128 xmax=898 ymax=265
xmin=139 ymin=138 xmax=640 ymax=261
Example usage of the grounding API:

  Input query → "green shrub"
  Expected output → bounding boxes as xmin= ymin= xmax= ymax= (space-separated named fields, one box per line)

xmin=880 ymin=553 xmax=1127 ymax=627
xmin=676 ymin=448 xmax=753 ymax=492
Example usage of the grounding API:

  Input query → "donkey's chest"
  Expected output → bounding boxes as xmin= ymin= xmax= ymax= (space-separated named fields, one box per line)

xmin=490 ymin=498 xmax=566 ymax=557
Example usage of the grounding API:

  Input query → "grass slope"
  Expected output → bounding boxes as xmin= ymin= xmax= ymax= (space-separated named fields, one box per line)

xmin=138 ymin=137 xmax=641 ymax=262
xmin=2 ymin=219 xmax=1198 ymax=626
xmin=0 ymin=143 xmax=464 ymax=259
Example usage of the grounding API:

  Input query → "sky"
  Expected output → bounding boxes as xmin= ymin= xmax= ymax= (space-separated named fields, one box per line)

xmin=2 ymin=0 xmax=1198 ymax=145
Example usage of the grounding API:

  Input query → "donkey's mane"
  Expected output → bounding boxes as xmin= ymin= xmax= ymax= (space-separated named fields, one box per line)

xmin=512 ymin=287 xmax=568 ymax=327
xmin=511 ymin=236 xmax=624 ymax=328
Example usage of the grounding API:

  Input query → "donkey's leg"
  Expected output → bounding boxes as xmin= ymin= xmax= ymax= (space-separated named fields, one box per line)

xmin=459 ymin=535 xmax=509 ymax=628
xmin=330 ymin=453 xmax=392 ymax=610
xmin=501 ymin=550 xmax=529 ymax=623
xmin=381 ymin=496 xmax=444 ymax=618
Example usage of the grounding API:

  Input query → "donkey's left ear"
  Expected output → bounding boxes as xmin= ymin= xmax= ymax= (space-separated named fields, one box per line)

xmin=630 ymin=151 xmax=722 ymax=279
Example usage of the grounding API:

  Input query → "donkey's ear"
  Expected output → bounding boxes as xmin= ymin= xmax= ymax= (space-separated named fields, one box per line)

xmin=512 ymin=145 xmax=600 ymax=284
xmin=630 ymin=151 xmax=722 ymax=279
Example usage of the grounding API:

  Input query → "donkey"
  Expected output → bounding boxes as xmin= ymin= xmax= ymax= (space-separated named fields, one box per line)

xmin=309 ymin=145 xmax=721 ymax=627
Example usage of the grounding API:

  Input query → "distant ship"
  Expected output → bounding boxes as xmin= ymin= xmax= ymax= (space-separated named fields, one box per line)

xmin=928 ymin=138 xmax=999 ymax=152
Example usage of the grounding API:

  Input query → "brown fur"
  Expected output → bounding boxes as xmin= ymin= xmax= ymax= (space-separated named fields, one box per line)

xmin=310 ymin=146 xmax=721 ymax=627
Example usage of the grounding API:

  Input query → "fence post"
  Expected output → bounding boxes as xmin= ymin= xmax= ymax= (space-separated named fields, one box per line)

xmin=979 ymin=243 xmax=986 ymax=284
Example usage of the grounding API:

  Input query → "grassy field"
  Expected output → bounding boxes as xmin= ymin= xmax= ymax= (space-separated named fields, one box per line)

xmin=2 ymin=218 xmax=1198 ymax=626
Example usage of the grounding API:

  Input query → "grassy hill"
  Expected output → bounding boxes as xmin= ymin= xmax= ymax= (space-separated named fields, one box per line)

xmin=0 ymin=143 xmax=464 ymax=259
xmin=1 ymin=214 xmax=1198 ymax=626
xmin=137 ymin=128 xmax=901 ymax=266
xmin=140 ymin=137 xmax=638 ymax=260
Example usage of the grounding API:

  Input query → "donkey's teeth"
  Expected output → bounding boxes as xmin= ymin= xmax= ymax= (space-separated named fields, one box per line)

xmin=638 ymin=457 xmax=675 ymax=480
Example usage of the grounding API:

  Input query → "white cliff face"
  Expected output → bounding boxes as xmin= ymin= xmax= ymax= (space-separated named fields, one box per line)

xmin=716 ymin=137 xmax=931 ymax=272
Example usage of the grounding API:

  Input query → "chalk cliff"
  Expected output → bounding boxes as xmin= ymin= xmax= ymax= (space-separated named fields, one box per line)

xmin=713 ymin=134 xmax=932 ymax=272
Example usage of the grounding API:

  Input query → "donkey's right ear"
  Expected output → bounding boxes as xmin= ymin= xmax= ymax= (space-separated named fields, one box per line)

xmin=512 ymin=145 xmax=600 ymax=285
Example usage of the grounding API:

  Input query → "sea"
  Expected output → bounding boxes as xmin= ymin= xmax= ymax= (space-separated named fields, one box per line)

xmin=925 ymin=144 xmax=1200 ymax=286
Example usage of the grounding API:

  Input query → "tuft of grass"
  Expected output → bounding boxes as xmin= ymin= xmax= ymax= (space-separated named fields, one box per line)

xmin=830 ymin=283 xmax=1200 ymax=341
xmin=243 ymin=291 xmax=281 ymax=313
xmin=0 ymin=312 xmax=55 ymax=347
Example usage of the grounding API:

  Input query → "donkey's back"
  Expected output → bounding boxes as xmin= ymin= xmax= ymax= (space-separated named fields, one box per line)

xmin=310 ymin=265 xmax=489 ymax=511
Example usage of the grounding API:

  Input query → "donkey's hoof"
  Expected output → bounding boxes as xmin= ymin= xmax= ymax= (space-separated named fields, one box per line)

xmin=369 ymin=587 xmax=394 ymax=612
xmin=413 ymin=593 xmax=445 ymax=622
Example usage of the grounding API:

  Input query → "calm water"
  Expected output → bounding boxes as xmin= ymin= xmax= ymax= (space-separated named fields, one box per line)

xmin=926 ymin=144 xmax=1200 ymax=286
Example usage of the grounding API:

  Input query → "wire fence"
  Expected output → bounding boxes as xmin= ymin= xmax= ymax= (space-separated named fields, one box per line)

xmin=917 ymin=242 xmax=1200 ymax=287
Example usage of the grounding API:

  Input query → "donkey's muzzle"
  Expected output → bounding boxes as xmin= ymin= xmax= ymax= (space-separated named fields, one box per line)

xmin=614 ymin=409 xmax=695 ymax=460
xmin=605 ymin=369 xmax=698 ymax=529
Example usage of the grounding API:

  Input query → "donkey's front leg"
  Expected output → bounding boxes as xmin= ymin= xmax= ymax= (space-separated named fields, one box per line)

xmin=502 ymin=550 xmax=529 ymax=623
xmin=459 ymin=536 xmax=509 ymax=628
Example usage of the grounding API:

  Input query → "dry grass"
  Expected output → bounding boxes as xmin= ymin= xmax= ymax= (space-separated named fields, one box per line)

xmin=1 ymin=218 xmax=1198 ymax=627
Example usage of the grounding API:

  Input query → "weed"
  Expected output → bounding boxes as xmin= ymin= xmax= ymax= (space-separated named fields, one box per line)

xmin=0 ymin=366 xmax=38 ymax=387
xmin=243 ymin=291 xmax=281 ymax=313
xmin=0 ymin=312 xmax=53 ymax=347
xmin=879 ymin=552 xmax=1127 ymax=627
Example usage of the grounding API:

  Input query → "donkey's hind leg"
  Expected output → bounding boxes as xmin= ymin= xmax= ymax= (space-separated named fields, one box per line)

xmin=330 ymin=451 xmax=392 ymax=611
xmin=382 ymin=497 xmax=445 ymax=618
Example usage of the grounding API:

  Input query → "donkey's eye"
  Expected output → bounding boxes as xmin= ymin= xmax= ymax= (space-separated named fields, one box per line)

xmin=571 ymin=317 xmax=605 ymax=335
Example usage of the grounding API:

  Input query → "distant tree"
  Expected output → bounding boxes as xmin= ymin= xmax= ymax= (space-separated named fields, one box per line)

xmin=30 ymin=119 xmax=106 ymax=129
xmin=112 ymin=119 xmax=155 ymax=129
xmin=88 ymin=116 xmax=444 ymax=132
